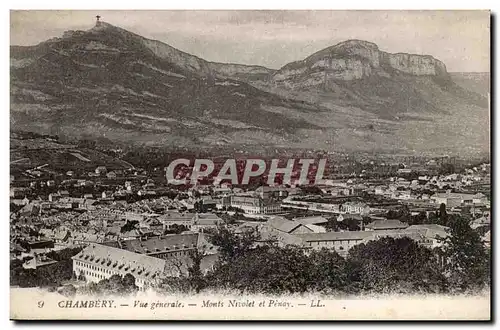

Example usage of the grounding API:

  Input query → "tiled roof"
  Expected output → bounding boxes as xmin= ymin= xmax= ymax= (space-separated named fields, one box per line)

xmin=121 ymin=229 xmax=141 ymax=238
xmin=158 ymin=211 xmax=192 ymax=222
xmin=361 ymin=230 xmax=423 ymax=243
xmin=303 ymin=224 xmax=326 ymax=233
xmin=293 ymin=216 xmax=328 ymax=225
xmin=405 ymin=224 xmax=449 ymax=239
xmin=231 ymin=195 xmax=262 ymax=206
xmin=72 ymin=243 xmax=166 ymax=280
xmin=259 ymin=230 xmax=304 ymax=246
xmin=365 ymin=219 xmax=408 ymax=230
xmin=343 ymin=201 xmax=368 ymax=207
xmin=193 ymin=213 xmax=222 ymax=226
xmin=256 ymin=186 xmax=283 ymax=193
xmin=296 ymin=231 xmax=374 ymax=242
xmin=266 ymin=216 xmax=301 ymax=233
xmin=431 ymin=192 xmax=476 ymax=200
xmin=24 ymin=255 xmax=58 ymax=269
xmin=120 ymin=233 xmax=199 ymax=255
xmin=406 ymin=224 xmax=448 ymax=231
xmin=234 ymin=222 xmax=261 ymax=234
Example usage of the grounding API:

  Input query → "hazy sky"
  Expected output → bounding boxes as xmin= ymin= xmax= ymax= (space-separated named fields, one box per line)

xmin=10 ymin=10 xmax=490 ymax=72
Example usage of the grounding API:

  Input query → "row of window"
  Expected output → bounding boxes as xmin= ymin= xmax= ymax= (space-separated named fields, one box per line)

xmin=232 ymin=202 xmax=260 ymax=207
xmin=76 ymin=265 xmax=146 ymax=286
xmin=165 ymin=224 xmax=191 ymax=229
xmin=307 ymin=238 xmax=436 ymax=248
xmin=78 ymin=268 xmax=107 ymax=280
xmin=154 ymin=250 xmax=192 ymax=259
xmin=309 ymin=240 xmax=356 ymax=246
xmin=75 ymin=260 xmax=122 ymax=276
xmin=236 ymin=207 xmax=282 ymax=214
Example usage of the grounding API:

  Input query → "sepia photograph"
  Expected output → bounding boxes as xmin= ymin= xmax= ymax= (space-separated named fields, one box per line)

xmin=8 ymin=9 xmax=491 ymax=321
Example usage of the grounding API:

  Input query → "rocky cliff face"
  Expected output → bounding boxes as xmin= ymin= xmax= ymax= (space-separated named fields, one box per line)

xmin=272 ymin=40 xmax=449 ymax=88
xmin=381 ymin=52 xmax=448 ymax=76
xmin=10 ymin=21 xmax=317 ymax=148
xmin=86 ymin=22 xmax=274 ymax=81
xmin=142 ymin=37 xmax=274 ymax=81
xmin=10 ymin=23 xmax=487 ymax=155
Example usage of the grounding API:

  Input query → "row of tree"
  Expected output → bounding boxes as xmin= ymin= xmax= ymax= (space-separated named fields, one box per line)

xmin=386 ymin=203 xmax=470 ymax=227
xmin=155 ymin=216 xmax=490 ymax=295
xmin=11 ymin=217 xmax=489 ymax=297
xmin=10 ymin=246 xmax=83 ymax=288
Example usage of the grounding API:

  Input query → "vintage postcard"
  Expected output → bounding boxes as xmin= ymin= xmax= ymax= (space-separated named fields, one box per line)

xmin=9 ymin=10 xmax=491 ymax=320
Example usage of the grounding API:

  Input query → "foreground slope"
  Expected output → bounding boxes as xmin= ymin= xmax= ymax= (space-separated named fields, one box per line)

xmin=449 ymin=72 xmax=490 ymax=97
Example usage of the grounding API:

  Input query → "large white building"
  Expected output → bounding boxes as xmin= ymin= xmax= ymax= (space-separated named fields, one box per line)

xmin=430 ymin=192 xmax=488 ymax=208
xmin=296 ymin=231 xmax=374 ymax=257
xmin=280 ymin=197 xmax=340 ymax=213
xmin=72 ymin=244 xmax=167 ymax=290
xmin=295 ymin=224 xmax=449 ymax=258
xmin=230 ymin=195 xmax=282 ymax=214
xmin=340 ymin=202 xmax=370 ymax=215
xmin=157 ymin=212 xmax=223 ymax=232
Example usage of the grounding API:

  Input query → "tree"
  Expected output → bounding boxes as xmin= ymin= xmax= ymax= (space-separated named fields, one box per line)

xmin=308 ymin=248 xmax=348 ymax=293
xmin=400 ymin=204 xmax=411 ymax=222
xmin=339 ymin=218 xmax=361 ymax=231
xmin=77 ymin=281 xmax=99 ymax=296
xmin=46 ymin=247 xmax=83 ymax=261
xmin=325 ymin=217 xmax=338 ymax=232
xmin=346 ymin=237 xmax=447 ymax=293
xmin=120 ymin=220 xmax=138 ymax=233
xmin=186 ymin=249 xmax=206 ymax=293
xmin=207 ymin=225 xmax=260 ymax=263
xmin=426 ymin=211 xmax=439 ymax=224
xmin=326 ymin=216 xmax=362 ymax=232
xmin=386 ymin=205 xmax=410 ymax=221
xmin=205 ymin=244 xmax=351 ymax=295
xmin=438 ymin=216 xmax=490 ymax=292
xmin=439 ymin=203 xmax=448 ymax=226
xmin=155 ymin=248 xmax=208 ymax=294
xmin=439 ymin=163 xmax=456 ymax=175
xmin=207 ymin=245 xmax=313 ymax=294
xmin=164 ymin=224 xmax=189 ymax=235
xmin=219 ymin=213 xmax=236 ymax=225
xmin=193 ymin=201 xmax=203 ymax=213
xmin=86 ymin=274 xmax=139 ymax=296
xmin=409 ymin=211 xmax=426 ymax=225
xmin=58 ymin=284 xmax=76 ymax=298
xmin=122 ymin=274 xmax=139 ymax=295
xmin=10 ymin=259 xmax=75 ymax=288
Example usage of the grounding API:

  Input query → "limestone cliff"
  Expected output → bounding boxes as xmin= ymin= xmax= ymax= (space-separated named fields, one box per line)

xmin=272 ymin=40 xmax=449 ymax=88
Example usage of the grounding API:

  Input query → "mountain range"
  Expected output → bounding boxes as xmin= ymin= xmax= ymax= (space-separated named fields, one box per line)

xmin=10 ymin=21 xmax=490 ymax=157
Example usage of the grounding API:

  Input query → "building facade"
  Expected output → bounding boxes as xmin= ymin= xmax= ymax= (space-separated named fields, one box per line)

xmin=72 ymin=243 xmax=167 ymax=290
xmin=230 ymin=195 xmax=282 ymax=214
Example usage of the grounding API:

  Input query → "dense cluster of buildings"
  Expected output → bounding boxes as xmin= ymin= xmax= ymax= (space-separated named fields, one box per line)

xmin=253 ymin=216 xmax=450 ymax=257
xmin=10 ymin=160 xmax=491 ymax=290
